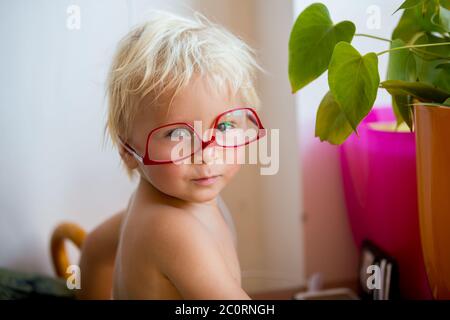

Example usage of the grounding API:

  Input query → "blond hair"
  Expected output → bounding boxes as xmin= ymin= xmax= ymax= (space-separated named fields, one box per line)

xmin=105 ymin=10 xmax=263 ymax=178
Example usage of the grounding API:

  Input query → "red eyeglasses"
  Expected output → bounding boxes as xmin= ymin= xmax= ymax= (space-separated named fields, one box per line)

xmin=118 ymin=107 xmax=266 ymax=165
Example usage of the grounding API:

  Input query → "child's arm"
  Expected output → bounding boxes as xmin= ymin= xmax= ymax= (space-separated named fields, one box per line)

xmin=146 ymin=208 xmax=251 ymax=300
xmin=76 ymin=210 xmax=125 ymax=300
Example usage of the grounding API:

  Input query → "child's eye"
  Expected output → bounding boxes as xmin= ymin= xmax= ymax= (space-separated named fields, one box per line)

xmin=166 ymin=128 xmax=192 ymax=140
xmin=217 ymin=121 xmax=235 ymax=132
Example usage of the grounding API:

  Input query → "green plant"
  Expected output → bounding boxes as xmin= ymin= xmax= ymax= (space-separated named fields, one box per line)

xmin=288 ymin=1 xmax=450 ymax=144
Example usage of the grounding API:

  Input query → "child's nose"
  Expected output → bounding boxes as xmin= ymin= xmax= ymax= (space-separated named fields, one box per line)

xmin=201 ymin=143 xmax=219 ymax=165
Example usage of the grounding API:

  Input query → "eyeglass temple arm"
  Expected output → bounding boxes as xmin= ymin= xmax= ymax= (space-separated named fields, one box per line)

xmin=118 ymin=137 xmax=144 ymax=164
xmin=247 ymin=111 xmax=265 ymax=130
xmin=247 ymin=113 xmax=258 ymax=127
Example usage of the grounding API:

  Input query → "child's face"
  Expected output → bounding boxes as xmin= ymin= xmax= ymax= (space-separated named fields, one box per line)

xmin=125 ymin=75 xmax=244 ymax=203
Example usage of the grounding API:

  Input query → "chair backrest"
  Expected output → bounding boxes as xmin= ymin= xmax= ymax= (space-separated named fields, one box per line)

xmin=50 ymin=222 xmax=86 ymax=279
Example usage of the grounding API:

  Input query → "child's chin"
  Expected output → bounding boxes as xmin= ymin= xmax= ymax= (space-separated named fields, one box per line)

xmin=186 ymin=187 xmax=222 ymax=203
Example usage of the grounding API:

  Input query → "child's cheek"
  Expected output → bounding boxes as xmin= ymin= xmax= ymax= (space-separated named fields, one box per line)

xmin=222 ymin=163 xmax=241 ymax=182
xmin=143 ymin=164 xmax=187 ymax=193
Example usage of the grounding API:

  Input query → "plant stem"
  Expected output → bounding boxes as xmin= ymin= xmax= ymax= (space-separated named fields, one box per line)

xmin=407 ymin=32 xmax=425 ymax=46
xmin=377 ymin=42 xmax=450 ymax=55
xmin=412 ymin=47 xmax=450 ymax=60
xmin=354 ymin=33 xmax=392 ymax=43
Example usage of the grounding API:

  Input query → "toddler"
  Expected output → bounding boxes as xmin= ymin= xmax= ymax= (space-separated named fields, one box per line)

xmin=77 ymin=11 xmax=265 ymax=300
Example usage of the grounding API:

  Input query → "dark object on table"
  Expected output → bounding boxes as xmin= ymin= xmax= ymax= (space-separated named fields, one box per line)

xmin=358 ymin=240 xmax=400 ymax=300
xmin=0 ymin=267 xmax=75 ymax=300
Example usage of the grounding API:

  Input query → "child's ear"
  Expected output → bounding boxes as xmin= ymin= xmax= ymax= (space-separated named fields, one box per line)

xmin=119 ymin=145 xmax=139 ymax=170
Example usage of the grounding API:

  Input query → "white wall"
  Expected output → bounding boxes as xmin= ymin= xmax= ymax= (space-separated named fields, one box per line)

xmin=0 ymin=0 xmax=304 ymax=294
xmin=293 ymin=0 xmax=403 ymax=284
xmin=0 ymin=0 xmax=134 ymax=273
xmin=253 ymin=0 xmax=304 ymax=291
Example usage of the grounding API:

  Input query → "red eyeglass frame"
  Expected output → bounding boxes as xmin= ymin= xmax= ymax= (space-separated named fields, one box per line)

xmin=118 ymin=107 xmax=266 ymax=165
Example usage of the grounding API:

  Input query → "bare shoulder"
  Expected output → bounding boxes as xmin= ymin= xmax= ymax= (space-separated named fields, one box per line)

xmin=150 ymin=205 xmax=201 ymax=232
xmin=136 ymin=205 xmax=250 ymax=299
xmin=83 ymin=191 xmax=134 ymax=256
xmin=82 ymin=209 xmax=125 ymax=261
xmin=137 ymin=204 xmax=205 ymax=252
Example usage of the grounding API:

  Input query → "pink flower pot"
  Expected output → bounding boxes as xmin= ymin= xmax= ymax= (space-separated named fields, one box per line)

xmin=339 ymin=107 xmax=432 ymax=299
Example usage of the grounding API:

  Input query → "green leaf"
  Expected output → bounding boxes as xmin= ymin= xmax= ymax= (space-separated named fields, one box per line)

xmin=392 ymin=95 xmax=414 ymax=129
xmin=411 ymin=33 xmax=450 ymax=59
xmin=328 ymin=42 xmax=380 ymax=131
xmin=387 ymin=39 xmax=417 ymax=82
xmin=440 ymin=0 xmax=450 ymax=10
xmin=315 ymin=91 xmax=354 ymax=144
xmin=288 ymin=3 xmax=355 ymax=92
xmin=414 ymin=57 xmax=450 ymax=92
xmin=420 ymin=0 xmax=449 ymax=33
xmin=434 ymin=5 xmax=450 ymax=32
xmin=380 ymin=79 xmax=450 ymax=102
xmin=392 ymin=1 xmax=448 ymax=41
xmin=409 ymin=34 xmax=450 ymax=92
xmin=387 ymin=39 xmax=417 ymax=128
xmin=392 ymin=8 xmax=424 ymax=42
xmin=433 ymin=62 xmax=450 ymax=92
xmin=394 ymin=0 xmax=425 ymax=14
xmin=435 ymin=63 xmax=450 ymax=71
xmin=424 ymin=1 xmax=450 ymax=33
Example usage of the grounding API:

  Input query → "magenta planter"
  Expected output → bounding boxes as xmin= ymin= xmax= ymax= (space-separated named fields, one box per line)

xmin=339 ymin=107 xmax=432 ymax=299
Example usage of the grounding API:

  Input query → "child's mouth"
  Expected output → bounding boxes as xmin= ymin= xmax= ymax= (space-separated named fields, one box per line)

xmin=191 ymin=175 xmax=221 ymax=186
